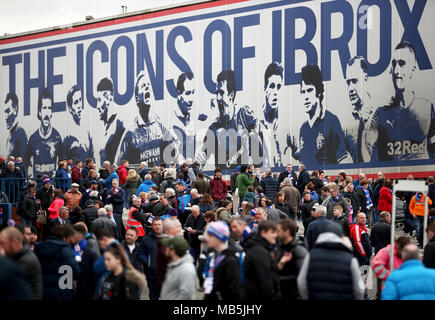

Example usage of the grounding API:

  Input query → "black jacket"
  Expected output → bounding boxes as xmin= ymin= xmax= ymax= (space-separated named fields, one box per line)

xmin=333 ymin=215 xmax=351 ymax=238
xmin=306 ymin=216 xmax=333 ymax=250
xmin=276 ymin=236 xmax=307 ymax=300
xmin=278 ymin=170 xmax=298 ymax=186
xmin=138 ymin=231 xmax=159 ymax=278
xmin=11 ymin=246 xmax=43 ymax=300
xmin=370 ymin=220 xmax=391 ymax=254
xmin=230 ymin=171 xmax=240 ymax=193
xmin=122 ymin=242 xmax=143 ymax=273
xmin=0 ymin=255 xmax=33 ymax=300
xmin=296 ymin=169 xmax=310 ymax=196
xmin=183 ymin=213 xmax=206 ymax=249
xmin=105 ymin=188 xmax=125 ymax=214
xmin=80 ymin=206 xmax=99 ymax=229
xmin=260 ymin=176 xmax=280 ymax=201
xmin=36 ymin=187 xmax=53 ymax=211
xmin=354 ymin=187 xmax=368 ymax=213
xmin=243 ymin=235 xmax=281 ymax=300
xmin=424 ymin=236 xmax=435 ymax=269
xmin=21 ymin=195 xmax=39 ymax=220
xmin=275 ymin=201 xmax=294 ymax=219
xmin=343 ymin=191 xmax=361 ymax=214
xmin=301 ymin=199 xmax=316 ymax=221
xmin=34 ymin=236 xmax=80 ymax=300
xmin=205 ymin=247 xmax=241 ymax=301
xmin=76 ymin=233 xmax=100 ymax=300
xmin=310 ymin=177 xmax=324 ymax=196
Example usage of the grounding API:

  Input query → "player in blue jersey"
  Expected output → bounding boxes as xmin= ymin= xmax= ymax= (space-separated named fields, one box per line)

xmin=195 ymin=69 xmax=259 ymax=171
xmin=94 ymin=77 xmax=125 ymax=167
xmin=257 ymin=62 xmax=286 ymax=169
xmin=4 ymin=92 xmax=28 ymax=159
xmin=362 ymin=41 xmax=435 ymax=161
xmin=286 ymin=65 xmax=351 ymax=169
xmin=63 ymin=85 xmax=94 ymax=162
xmin=343 ymin=56 xmax=376 ymax=163
xmin=24 ymin=88 xmax=63 ymax=178
xmin=169 ymin=71 xmax=198 ymax=163
xmin=117 ymin=71 xmax=183 ymax=167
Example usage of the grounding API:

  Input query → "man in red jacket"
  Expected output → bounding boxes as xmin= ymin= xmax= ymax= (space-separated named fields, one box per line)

xmin=117 ymin=160 xmax=129 ymax=186
xmin=71 ymin=160 xmax=83 ymax=184
xmin=209 ymin=168 xmax=227 ymax=206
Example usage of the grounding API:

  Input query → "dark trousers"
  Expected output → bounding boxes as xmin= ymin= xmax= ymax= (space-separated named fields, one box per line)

xmin=146 ymin=276 xmax=161 ymax=301
xmin=189 ymin=247 xmax=201 ymax=266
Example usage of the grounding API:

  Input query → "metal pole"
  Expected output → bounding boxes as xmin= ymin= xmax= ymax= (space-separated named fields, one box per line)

xmin=390 ymin=191 xmax=396 ymax=271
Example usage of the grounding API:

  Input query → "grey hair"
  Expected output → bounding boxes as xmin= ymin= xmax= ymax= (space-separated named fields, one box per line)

xmin=145 ymin=174 xmax=152 ymax=180
xmin=283 ymin=177 xmax=293 ymax=186
xmin=104 ymin=204 xmax=113 ymax=212
xmin=191 ymin=205 xmax=200 ymax=213
xmin=163 ymin=218 xmax=179 ymax=233
xmin=98 ymin=208 xmax=107 ymax=216
xmin=401 ymin=244 xmax=420 ymax=261
xmin=166 ymin=188 xmax=176 ymax=196
xmin=316 ymin=205 xmax=327 ymax=216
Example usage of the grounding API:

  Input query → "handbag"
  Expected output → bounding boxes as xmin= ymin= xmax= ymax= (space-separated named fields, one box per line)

xmin=37 ymin=210 xmax=47 ymax=224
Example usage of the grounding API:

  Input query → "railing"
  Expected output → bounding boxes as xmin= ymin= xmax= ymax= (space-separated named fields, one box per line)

xmin=0 ymin=177 xmax=72 ymax=222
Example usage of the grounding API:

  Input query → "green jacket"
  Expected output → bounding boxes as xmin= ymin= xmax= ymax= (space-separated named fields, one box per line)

xmin=236 ymin=173 xmax=255 ymax=197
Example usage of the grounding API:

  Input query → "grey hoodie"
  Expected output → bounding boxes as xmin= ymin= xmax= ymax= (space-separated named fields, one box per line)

xmin=159 ymin=253 xmax=197 ymax=300
xmin=297 ymin=232 xmax=365 ymax=300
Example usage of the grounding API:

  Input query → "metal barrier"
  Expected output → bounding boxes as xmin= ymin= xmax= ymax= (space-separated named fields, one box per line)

xmin=0 ymin=177 xmax=72 ymax=205
xmin=0 ymin=203 xmax=13 ymax=227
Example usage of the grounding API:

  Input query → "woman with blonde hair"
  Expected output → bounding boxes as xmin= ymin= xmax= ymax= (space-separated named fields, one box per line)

xmin=124 ymin=169 xmax=142 ymax=206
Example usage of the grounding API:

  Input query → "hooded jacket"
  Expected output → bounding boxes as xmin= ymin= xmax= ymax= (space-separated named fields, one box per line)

xmin=378 ymin=186 xmax=392 ymax=213
xmin=160 ymin=253 xmax=197 ymax=300
xmin=99 ymin=267 xmax=147 ymax=300
xmin=136 ymin=180 xmax=157 ymax=196
xmin=382 ymin=260 xmax=435 ymax=300
xmin=34 ymin=236 xmax=80 ymax=300
xmin=297 ymin=232 xmax=364 ymax=300
xmin=243 ymin=234 xmax=281 ymax=300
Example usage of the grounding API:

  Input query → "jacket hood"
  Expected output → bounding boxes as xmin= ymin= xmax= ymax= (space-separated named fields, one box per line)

xmin=35 ymin=237 xmax=69 ymax=259
xmin=128 ymin=175 xmax=140 ymax=182
xmin=142 ymin=180 xmax=155 ymax=186
xmin=314 ymin=233 xmax=352 ymax=252
xmin=125 ymin=268 xmax=147 ymax=289
xmin=168 ymin=252 xmax=194 ymax=268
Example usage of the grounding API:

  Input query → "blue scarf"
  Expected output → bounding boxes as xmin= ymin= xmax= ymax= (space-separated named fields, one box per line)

xmin=364 ymin=187 xmax=373 ymax=209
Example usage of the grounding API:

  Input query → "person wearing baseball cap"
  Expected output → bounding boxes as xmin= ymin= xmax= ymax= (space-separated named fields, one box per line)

xmin=202 ymin=221 xmax=241 ymax=300
xmin=159 ymin=236 xmax=197 ymax=300
xmin=64 ymin=183 xmax=82 ymax=211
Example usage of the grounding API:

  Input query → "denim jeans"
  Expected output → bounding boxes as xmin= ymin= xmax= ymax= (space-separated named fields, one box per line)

xmin=371 ymin=208 xmax=379 ymax=225
xmin=414 ymin=216 xmax=425 ymax=240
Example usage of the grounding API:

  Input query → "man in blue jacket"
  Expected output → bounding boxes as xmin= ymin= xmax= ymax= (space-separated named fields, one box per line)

xmin=382 ymin=244 xmax=435 ymax=300
xmin=101 ymin=165 xmax=119 ymax=190
xmin=305 ymin=205 xmax=332 ymax=251
xmin=136 ymin=174 xmax=157 ymax=196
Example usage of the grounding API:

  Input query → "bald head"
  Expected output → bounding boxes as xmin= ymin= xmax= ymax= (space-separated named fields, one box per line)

xmin=0 ymin=227 xmax=24 ymax=256
xmin=401 ymin=244 xmax=420 ymax=262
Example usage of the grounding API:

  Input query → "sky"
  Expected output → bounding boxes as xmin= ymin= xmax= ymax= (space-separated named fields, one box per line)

xmin=0 ymin=0 xmax=195 ymax=36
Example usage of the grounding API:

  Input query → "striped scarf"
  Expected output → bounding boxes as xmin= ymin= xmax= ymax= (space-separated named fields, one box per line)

xmin=364 ymin=187 xmax=373 ymax=209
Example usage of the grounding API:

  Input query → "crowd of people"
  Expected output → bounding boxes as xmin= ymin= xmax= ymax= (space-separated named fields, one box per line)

xmin=1 ymin=156 xmax=435 ymax=301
